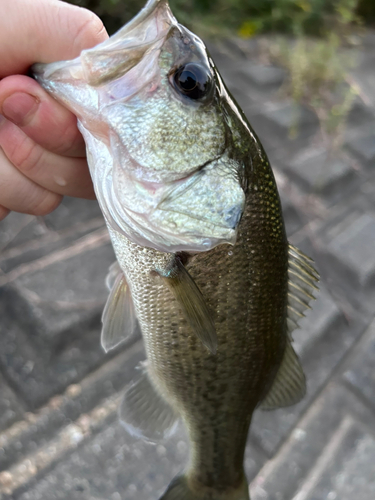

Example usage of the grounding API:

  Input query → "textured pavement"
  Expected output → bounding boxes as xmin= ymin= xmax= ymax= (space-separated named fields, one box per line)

xmin=1 ymin=31 xmax=375 ymax=500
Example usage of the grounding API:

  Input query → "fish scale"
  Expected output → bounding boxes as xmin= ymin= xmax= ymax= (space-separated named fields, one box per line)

xmin=32 ymin=0 xmax=318 ymax=498
xmin=107 ymin=150 xmax=288 ymax=496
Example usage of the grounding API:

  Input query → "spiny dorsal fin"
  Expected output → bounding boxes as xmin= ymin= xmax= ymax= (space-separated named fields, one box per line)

xmin=259 ymin=338 xmax=306 ymax=410
xmin=287 ymin=244 xmax=319 ymax=337
xmin=159 ymin=258 xmax=217 ymax=355
xmin=101 ymin=262 xmax=137 ymax=353
xmin=120 ymin=363 xmax=178 ymax=442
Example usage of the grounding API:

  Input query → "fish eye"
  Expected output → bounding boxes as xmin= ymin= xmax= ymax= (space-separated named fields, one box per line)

xmin=172 ymin=63 xmax=212 ymax=100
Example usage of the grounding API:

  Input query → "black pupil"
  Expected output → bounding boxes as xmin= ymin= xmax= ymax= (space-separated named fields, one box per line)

xmin=179 ymin=70 xmax=198 ymax=92
xmin=174 ymin=64 xmax=210 ymax=100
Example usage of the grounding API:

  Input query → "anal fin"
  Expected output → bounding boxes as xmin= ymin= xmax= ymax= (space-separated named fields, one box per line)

xmin=101 ymin=261 xmax=137 ymax=352
xmin=120 ymin=364 xmax=178 ymax=442
xmin=259 ymin=339 xmax=306 ymax=410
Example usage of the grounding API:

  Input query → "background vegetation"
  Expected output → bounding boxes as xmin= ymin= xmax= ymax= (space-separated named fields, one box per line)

xmin=67 ymin=0 xmax=374 ymax=37
xmin=67 ymin=0 xmax=373 ymax=142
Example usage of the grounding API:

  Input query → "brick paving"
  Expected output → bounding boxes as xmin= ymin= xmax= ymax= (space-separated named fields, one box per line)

xmin=0 ymin=30 xmax=375 ymax=500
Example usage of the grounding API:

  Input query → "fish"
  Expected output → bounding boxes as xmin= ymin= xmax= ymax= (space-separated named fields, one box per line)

xmin=33 ymin=0 xmax=319 ymax=498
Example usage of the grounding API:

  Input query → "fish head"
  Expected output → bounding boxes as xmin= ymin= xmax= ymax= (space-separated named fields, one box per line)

xmin=33 ymin=0 xmax=251 ymax=253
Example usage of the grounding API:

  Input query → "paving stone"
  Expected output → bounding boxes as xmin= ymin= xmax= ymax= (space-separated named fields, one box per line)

xmin=281 ymin=147 xmax=356 ymax=202
xmin=292 ymin=285 xmax=344 ymax=356
xmin=0 ymin=221 xmax=106 ymax=275
xmin=43 ymin=197 xmax=104 ymax=232
xmin=250 ymin=284 xmax=362 ymax=456
xmin=345 ymin=132 xmax=375 ymax=166
xmin=4 ymin=237 xmax=114 ymax=345
xmin=237 ymin=62 xmax=286 ymax=90
xmin=343 ymin=320 xmax=375 ymax=408
xmin=250 ymin=101 xmax=320 ymax=153
xmin=347 ymin=97 xmax=375 ymax=127
xmin=0 ymin=238 xmax=131 ymax=408
xmin=279 ymin=193 xmax=305 ymax=237
xmin=0 ymin=341 xmax=144 ymax=472
xmin=0 ymin=214 xmax=47 ymax=253
xmin=251 ymin=382 xmax=375 ymax=500
xmin=0 ymin=374 xmax=24 ymax=433
xmin=326 ymin=212 xmax=375 ymax=288
xmin=12 ymin=418 xmax=265 ymax=500
xmin=304 ymin=422 xmax=375 ymax=500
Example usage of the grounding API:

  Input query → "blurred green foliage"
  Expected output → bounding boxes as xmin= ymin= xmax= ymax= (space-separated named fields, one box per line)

xmin=67 ymin=0 xmax=374 ymax=37
xmin=67 ymin=0 xmax=371 ymax=143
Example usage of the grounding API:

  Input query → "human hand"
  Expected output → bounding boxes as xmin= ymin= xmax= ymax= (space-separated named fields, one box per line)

xmin=0 ymin=0 xmax=108 ymax=221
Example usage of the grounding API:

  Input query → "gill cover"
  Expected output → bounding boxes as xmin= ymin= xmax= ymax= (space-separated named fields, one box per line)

xmin=33 ymin=0 xmax=245 ymax=253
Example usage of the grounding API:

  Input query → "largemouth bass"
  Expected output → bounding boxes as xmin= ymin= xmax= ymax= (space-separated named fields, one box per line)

xmin=33 ymin=1 xmax=319 ymax=498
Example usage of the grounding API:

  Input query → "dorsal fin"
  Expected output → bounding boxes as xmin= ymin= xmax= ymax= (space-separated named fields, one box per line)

xmin=287 ymin=244 xmax=319 ymax=336
xmin=158 ymin=258 xmax=217 ymax=355
xmin=101 ymin=262 xmax=137 ymax=352
xmin=120 ymin=363 xmax=178 ymax=442
xmin=259 ymin=245 xmax=319 ymax=410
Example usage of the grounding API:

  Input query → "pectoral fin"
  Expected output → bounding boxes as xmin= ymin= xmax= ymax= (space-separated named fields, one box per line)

xmin=101 ymin=263 xmax=137 ymax=353
xmin=120 ymin=363 xmax=178 ymax=442
xmin=159 ymin=258 xmax=217 ymax=354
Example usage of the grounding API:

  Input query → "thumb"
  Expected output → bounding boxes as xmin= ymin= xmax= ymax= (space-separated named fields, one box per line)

xmin=0 ymin=0 xmax=108 ymax=78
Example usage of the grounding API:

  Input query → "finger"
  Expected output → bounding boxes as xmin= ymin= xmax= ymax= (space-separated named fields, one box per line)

xmin=0 ymin=0 xmax=108 ymax=77
xmin=0 ymin=148 xmax=62 ymax=216
xmin=0 ymin=75 xmax=86 ymax=157
xmin=0 ymin=119 xmax=95 ymax=199
xmin=0 ymin=205 xmax=10 ymax=221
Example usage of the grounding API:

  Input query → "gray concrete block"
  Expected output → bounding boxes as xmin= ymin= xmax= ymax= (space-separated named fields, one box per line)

xmin=43 ymin=197 xmax=103 ymax=232
xmin=345 ymin=132 xmax=375 ymax=166
xmin=0 ymin=214 xmax=47 ymax=252
xmin=347 ymin=97 xmax=375 ymax=127
xmin=305 ymin=422 xmax=375 ymax=500
xmin=6 ymin=239 xmax=114 ymax=345
xmin=282 ymin=147 xmax=356 ymax=202
xmin=0 ymin=239 xmax=128 ymax=408
xmin=279 ymin=195 xmax=305 ymax=236
xmin=343 ymin=320 xmax=375 ymax=408
xmin=250 ymin=284 xmax=361 ymax=456
xmin=13 ymin=419 xmax=265 ymax=500
xmin=0 ymin=342 xmax=144 ymax=472
xmin=237 ymin=62 xmax=285 ymax=90
xmin=0 ymin=223 xmax=106 ymax=275
xmin=250 ymin=100 xmax=320 ymax=153
xmin=251 ymin=383 xmax=375 ymax=500
xmin=326 ymin=212 xmax=375 ymax=288
xmin=0 ymin=374 xmax=24 ymax=433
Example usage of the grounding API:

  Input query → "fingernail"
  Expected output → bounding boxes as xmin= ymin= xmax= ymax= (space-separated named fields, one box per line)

xmin=2 ymin=93 xmax=39 ymax=127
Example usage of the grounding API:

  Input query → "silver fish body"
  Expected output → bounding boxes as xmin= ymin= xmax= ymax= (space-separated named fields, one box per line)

xmin=33 ymin=1 xmax=319 ymax=499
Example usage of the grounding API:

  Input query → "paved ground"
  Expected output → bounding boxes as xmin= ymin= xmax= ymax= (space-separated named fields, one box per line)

xmin=0 ymin=30 xmax=375 ymax=500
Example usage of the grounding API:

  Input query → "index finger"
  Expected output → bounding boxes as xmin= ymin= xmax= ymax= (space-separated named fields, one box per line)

xmin=0 ymin=0 xmax=108 ymax=78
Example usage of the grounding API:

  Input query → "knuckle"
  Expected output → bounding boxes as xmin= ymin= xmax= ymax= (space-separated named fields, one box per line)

xmin=31 ymin=191 xmax=62 ymax=216
xmin=0 ymin=205 xmax=10 ymax=221
xmin=73 ymin=10 xmax=107 ymax=51
xmin=8 ymin=135 xmax=44 ymax=175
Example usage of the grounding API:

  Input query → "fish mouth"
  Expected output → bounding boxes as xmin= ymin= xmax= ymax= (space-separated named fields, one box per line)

xmin=80 ymin=0 xmax=176 ymax=87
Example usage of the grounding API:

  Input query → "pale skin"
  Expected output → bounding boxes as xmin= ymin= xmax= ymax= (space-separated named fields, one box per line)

xmin=0 ymin=0 xmax=109 ymax=221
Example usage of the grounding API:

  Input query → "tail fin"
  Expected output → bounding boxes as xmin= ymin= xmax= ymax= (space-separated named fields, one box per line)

xmin=159 ymin=475 xmax=250 ymax=500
